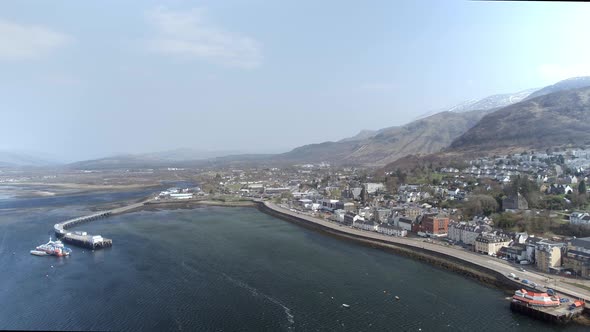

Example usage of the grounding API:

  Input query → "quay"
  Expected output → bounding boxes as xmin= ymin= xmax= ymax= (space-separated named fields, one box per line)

xmin=510 ymin=300 xmax=585 ymax=324
xmin=53 ymin=201 xmax=149 ymax=249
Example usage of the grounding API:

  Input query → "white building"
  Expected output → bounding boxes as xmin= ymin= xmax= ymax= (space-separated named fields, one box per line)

xmin=570 ymin=212 xmax=590 ymax=225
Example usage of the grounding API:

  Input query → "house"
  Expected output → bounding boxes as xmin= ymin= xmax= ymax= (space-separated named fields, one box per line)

xmin=332 ymin=209 xmax=346 ymax=223
xmin=343 ymin=212 xmax=363 ymax=226
xmin=502 ymin=193 xmax=529 ymax=211
xmin=570 ymin=212 xmax=590 ymax=225
xmin=353 ymin=220 xmax=377 ymax=232
xmin=394 ymin=216 xmax=414 ymax=232
xmin=498 ymin=244 xmax=528 ymax=263
xmin=377 ymin=223 xmax=407 ymax=237
xmin=373 ymin=208 xmax=391 ymax=223
xmin=474 ymin=233 xmax=511 ymax=256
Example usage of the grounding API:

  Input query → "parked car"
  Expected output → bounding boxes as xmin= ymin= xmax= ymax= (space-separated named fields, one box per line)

xmin=521 ymin=279 xmax=529 ymax=284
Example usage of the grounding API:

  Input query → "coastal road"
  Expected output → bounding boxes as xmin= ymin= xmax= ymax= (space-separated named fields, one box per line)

xmin=264 ymin=202 xmax=590 ymax=302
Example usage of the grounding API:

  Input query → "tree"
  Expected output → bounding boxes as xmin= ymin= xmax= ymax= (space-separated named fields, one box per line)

xmin=579 ymin=180 xmax=587 ymax=195
xmin=463 ymin=195 xmax=499 ymax=218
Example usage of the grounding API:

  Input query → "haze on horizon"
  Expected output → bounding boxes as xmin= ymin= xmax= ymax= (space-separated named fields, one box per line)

xmin=2 ymin=0 xmax=590 ymax=162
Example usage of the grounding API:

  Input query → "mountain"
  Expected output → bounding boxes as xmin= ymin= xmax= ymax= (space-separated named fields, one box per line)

xmin=445 ymin=88 xmax=537 ymax=113
xmin=413 ymin=88 xmax=538 ymax=121
xmin=0 ymin=150 xmax=60 ymax=168
xmin=274 ymin=109 xmax=492 ymax=166
xmin=525 ymin=76 xmax=590 ymax=100
xmin=450 ymin=86 xmax=590 ymax=153
xmin=67 ymin=149 xmax=247 ymax=170
xmin=338 ymin=129 xmax=378 ymax=142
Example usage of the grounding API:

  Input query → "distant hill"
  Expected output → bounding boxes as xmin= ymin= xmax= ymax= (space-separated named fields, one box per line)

xmin=450 ymin=86 xmax=590 ymax=153
xmin=525 ymin=76 xmax=590 ymax=100
xmin=67 ymin=149 xmax=248 ymax=170
xmin=0 ymin=151 xmax=60 ymax=168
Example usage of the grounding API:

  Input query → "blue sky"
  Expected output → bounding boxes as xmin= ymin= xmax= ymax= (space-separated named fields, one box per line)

xmin=2 ymin=0 xmax=590 ymax=161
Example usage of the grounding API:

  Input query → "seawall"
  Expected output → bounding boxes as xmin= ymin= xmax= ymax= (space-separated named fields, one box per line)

xmin=255 ymin=201 xmax=519 ymax=291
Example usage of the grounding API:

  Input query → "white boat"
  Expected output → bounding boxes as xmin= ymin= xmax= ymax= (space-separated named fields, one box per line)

xmin=342 ymin=304 xmax=350 ymax=308
xmin=30 ymin=250 xmax=49 ymax=256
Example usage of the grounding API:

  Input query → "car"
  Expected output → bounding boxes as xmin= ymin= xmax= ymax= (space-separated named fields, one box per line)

xmin=519 ymin=268 xmax=526 ymax=272
xmin=514 ymin=277 xmax=520 ymax=280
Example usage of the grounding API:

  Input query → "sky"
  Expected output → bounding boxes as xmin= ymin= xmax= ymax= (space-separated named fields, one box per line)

xmin=2 ymin=0 xmax=590 ymax=162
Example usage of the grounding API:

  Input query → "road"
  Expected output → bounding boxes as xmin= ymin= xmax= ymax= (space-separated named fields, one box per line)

xmin=264 ymin=201 xmax=590 ymax=302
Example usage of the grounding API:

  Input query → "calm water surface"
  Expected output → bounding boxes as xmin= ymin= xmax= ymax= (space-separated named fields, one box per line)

xmin=0 ymin=193 xmax=586 ymax=331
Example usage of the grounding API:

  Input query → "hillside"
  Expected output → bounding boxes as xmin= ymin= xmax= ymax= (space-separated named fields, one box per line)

xmin=525 ymin=76 xmax=590 ymax=100
xmin=450 ymin=86 xmax=590 ymax=152
xmin=275 ymin=109 xmax=491 ymax=166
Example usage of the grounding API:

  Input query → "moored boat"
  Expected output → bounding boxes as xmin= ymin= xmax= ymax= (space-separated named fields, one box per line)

xmin=35 ymin=237 xmax=72 ymax=257
xmin=30 ymin=250 xmax=49 ymax=256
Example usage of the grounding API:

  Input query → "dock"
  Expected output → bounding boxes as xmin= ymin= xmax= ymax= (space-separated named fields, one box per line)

xmin=510 ymin=300 xmax=585 ymax=324
xmin=53 ymin=201 xmax=149 ymax=249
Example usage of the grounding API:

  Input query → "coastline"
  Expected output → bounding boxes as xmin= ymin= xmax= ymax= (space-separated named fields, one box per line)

xmin=254 ymin=201 xmax=517 ymax=291
xmin=253 ymin=200 xmax=590 ymax=323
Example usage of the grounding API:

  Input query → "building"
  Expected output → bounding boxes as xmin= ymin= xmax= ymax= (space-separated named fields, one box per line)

xmin=353 ymin=220 xmax=377 ymax=232
xmin=499 ymin=244 xmax=528 ymax=263
xmin=373 ymin=208 xmax=391 ymax=223
xmin=169 ymin=193 xmax=193 ymax=199
xmin=393 ymin=216 xmax=413 ymax=232
xmin=570 ymin=212 xmax=590 ymax=225
xmin=535 ymin=240 xmax=565 ymax=273
xmin=335 ymin=201 xmax=356 ymax=212
xmin=364 ymin=183 xmax=385 ymax=194
xmin=448 ymin=222 xmax=488 ymax=245
xmin=413 ymin=216 xmax=450 ymax=236
xmin=563 ymin=237 xmax=590 ymax=279
xmin=318 ymin=199 xmax=340 ymax=212
xmin=502 ymin=193 xmax=529 ymax=211
xmin=377 ymin=224 xmax=407 ymax=237
xmin=475 ymin=233 xmax=512 ymax=256
xmin=343 ymin=212 xmax=363 ymax=226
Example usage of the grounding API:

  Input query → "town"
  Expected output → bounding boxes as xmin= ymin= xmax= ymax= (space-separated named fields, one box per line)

xmin=186 ymin=148 xmax=590 ymax=281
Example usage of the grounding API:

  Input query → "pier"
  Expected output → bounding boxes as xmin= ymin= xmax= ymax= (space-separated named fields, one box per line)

xmin=53 ymin=201 xmax=149 ymax=249
xmin=510 ymin=301 xmax=585 ymax=324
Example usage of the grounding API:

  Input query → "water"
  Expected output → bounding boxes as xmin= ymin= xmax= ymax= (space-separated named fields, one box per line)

xmin=0 ymin=193 xmax=586 ymax=331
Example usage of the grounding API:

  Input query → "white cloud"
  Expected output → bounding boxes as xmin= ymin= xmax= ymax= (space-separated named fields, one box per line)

xmin=538 ymin=64 xmax=590 ymax=83
xmin=0 ymin=19 xmax=70 ymax=60
xmin=145 ymin=7 xmax=262 ymax=68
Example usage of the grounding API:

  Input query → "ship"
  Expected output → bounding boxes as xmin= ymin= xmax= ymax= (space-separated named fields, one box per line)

xmin=35 ymin=237 xmax=72 ymax=257
xmin=512 ymin=289 xmax=560 ymax=307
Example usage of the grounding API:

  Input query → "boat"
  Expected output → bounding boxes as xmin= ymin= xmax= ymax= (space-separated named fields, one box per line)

xmin=395 ymin=296 xmax=400 ymax=300
xmin=512 ymin=289 xmax=560 ymax=307
xmin=30 ymin=250 xmax=49 ymax=256
xmin=35 ymin=236 xmax=72 ymax=257
xmin=342 ymin=304 xmax=350 ymax=308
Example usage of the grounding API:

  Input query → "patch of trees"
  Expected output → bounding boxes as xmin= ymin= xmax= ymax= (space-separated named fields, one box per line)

xmin=463 ymin=195 xmax=499 ymax=218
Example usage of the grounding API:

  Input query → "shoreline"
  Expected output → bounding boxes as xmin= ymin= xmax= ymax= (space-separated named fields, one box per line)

xmin=253 ymin=200 xmax=590 ymax=324
xmin=254 ymin=201 xmax=516 ymax=290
